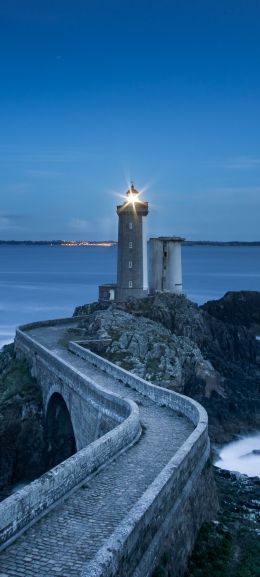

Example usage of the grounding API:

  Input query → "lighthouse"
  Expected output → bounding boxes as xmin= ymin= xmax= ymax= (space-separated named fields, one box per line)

xmin=98 ymin=181 xmax=184 ymax=304
xmin=116 ymin=183 xmax=149 ymax=301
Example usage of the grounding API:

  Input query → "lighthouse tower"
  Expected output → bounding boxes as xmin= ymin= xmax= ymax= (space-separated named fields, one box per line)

xmin=116 ymin=183 xmax=149 ymax=301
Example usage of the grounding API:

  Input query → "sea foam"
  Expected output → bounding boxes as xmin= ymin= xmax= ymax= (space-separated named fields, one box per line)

xmin=215 ymin=433 xmax=260 ymax=478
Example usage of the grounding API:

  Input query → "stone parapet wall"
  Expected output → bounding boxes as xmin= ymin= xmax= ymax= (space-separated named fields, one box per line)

xmin=69 ymin=341 xmax=207 ymax=427
xmin=15 ymin=329 xmax=130 ymax=422
xmin=0 ymin=329 xmax=141 ymax=550
xmin=18 ymin=315 xmax=89 ymax=332
xmin=82 ymin=443 xmax=211 ymax=577
xmin=69 ymin=341 xmax=210 ymax=577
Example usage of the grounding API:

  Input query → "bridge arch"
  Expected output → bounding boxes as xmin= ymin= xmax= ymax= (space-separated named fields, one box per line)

xmin=45 ymin=392 xmax=76 ymax=469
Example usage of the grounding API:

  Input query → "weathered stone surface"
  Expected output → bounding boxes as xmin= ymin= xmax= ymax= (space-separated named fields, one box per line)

xmin=76 ymin=292 xmax=260 ymax=443
xmin=153 ymin=466 xmax=217 ymax=577
xmin=78 ymin=308 xmax=220 ymax=395
xmin=114 ymin=292 xmax=257 ymax=364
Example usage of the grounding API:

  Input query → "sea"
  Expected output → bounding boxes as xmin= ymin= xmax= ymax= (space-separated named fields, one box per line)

xmin=1 ymin=244 xmax=260 ymax=477
xmin=1 ymin=244 xmax=260 ymax=349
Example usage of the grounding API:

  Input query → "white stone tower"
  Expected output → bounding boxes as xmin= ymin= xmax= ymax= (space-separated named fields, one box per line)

xmin=116 ymin=183 xmax=149 ymax=301
xmin=148 ymin=236 xmax=184 ymax=294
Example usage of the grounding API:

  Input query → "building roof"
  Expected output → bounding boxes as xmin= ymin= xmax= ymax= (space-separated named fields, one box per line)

xmin=126 ymin=182 xmax=139 ymax=196
xmin=149 ymin=236 xmax=185 ymax=242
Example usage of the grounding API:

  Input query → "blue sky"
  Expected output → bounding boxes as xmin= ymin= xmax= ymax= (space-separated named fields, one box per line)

xmin=0 ymin=0 xmax=260 ymax=240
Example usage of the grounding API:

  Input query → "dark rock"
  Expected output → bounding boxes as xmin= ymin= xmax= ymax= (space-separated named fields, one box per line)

xmin=202 ymin=290 xmax=260 ymax=335
xmin=184 ymin=467 xmax=260 ymax=577
xmin=78 ymin=307 xmax=220 ymax=394
xmin=0 ymin=344 xmax=46 ymax=497
xmin=119 ymin=292 xmax=258 ymax=364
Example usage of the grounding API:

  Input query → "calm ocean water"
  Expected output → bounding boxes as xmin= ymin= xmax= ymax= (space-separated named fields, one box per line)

xmin=0 ymin=244 xmax=260 ymax=348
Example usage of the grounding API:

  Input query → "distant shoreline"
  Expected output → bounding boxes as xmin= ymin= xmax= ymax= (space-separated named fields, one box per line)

xmin=0 ymin=240 xmax=260 ymax=247
xmin=0 ymin=240 xmax=117 ymax=247
xmin=183 ymin=241 xmax=260 ymax=246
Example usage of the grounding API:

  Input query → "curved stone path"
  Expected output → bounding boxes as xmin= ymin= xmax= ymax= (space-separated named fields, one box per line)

xmin=0 ymin=323 xmax=194 ymax=577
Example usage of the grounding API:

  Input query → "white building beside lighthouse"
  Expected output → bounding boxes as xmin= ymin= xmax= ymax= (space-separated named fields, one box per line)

xmin=148 ymin=236 xmax=184 ymax=295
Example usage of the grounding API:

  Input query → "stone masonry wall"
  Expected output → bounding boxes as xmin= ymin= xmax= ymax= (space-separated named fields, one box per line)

xmin=0 ymin=317 xmax=213 ymax=577
xmin=0 ymin=328 xmax=140 ymax=549
xmin=15 ymin=329 xmax=132 ymax=448
xmin=69 ymin=341 xmax=211 ymax=577
xmin=69 ymin=341 xmax=206 ymax=427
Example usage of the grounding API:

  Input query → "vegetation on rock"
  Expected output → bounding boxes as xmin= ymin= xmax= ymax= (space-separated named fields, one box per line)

xmin=75 ymin=291 xmax=260 ymax=576
xmin=153 ymin=468 xmax=260 ymax=577
xmin=185 ymin=469 xmax=260 ymax=577
xmin=75 ymin=292 xmax=260 ymax=443
xmin=77 ymin=307 xmax=217 ymax=393
xmin=0 ymin=344 xmax=41 ymax=405
xmin=202 ymin=290 xmax=260 ymax=334
xmin=0 ymin=344 xmax=45 ymax=497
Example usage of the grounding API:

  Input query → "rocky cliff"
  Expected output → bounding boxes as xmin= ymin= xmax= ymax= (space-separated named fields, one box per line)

xmin=0 ymin=291 xmax=259 ymax=576
xmin=0 ymin=344 xmax=46 ymax=499
xmin=202 ymin=290 xmax=260 ymax=334
xmin=183 ymin=468 xmax=260 ymax=577
xmin=75 ymin=292 xmax=260 ymax=577
xmin=75 ymin=291 xmax=260 ymax=443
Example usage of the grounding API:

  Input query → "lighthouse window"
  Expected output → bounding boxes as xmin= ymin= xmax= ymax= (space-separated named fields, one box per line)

xmin=129 ymin=261 xmax=133 ymax=268
xmin=129 ymin=281 xmax=133 ymax=288
xmin=129 ymin=241 xmax=133 ymax=248
xmin=129 ymin=222 xmax=133 ymax=230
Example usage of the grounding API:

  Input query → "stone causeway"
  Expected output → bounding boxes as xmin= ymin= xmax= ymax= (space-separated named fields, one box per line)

xmin=0 ymin=317 xmax=210 ymax=577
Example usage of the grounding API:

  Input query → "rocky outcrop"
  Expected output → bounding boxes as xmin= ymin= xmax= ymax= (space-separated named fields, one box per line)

xmin=184 ymin=468 xmax=260 ymax=577
xmin=1 ymin=290 xmax=259 ymax=495
xmin=116 ymin=293 xmax=258 ymax=365
xmin=75 ymin=292 xmax=260 ymax=443
xmin=202 ymin=291 xmax=260 ymax=335
xmin=77 ymin=308 xmax=219 ymax=394
xmin=0 ymin=344 xmax=45 ymax=499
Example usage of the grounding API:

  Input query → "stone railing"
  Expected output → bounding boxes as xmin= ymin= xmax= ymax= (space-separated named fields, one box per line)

xmin=0 ymin=326 xmax=141 ymax=550
xmin=69 ymin=341 xmax=206 ymax=426
xmin=15 ymin=328 xmax=130 ymax=423
xmin=69 ymin=341 xmax=210 ymax=577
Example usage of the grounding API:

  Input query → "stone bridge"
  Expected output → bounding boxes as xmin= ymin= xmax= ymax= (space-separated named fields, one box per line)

xmin=0 ymin=316 xmax=212 ymax=577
